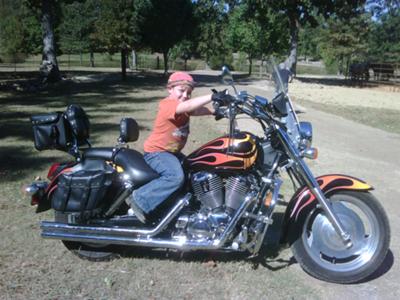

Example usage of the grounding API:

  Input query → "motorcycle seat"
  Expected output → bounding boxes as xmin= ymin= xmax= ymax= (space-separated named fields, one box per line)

xmin=83 ymin=147 xmax=159 ymax=187
xmin=113 ymin=148 xmax=159 ymax=186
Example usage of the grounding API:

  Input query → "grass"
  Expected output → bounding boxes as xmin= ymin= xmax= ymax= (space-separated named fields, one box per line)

xmin=296 ymin=64 xmax=331 ymax=76
xmin=0 ymin=71 xmax=323 ymax=299
xmin=295 ymin=98 xmax=400 ymax=135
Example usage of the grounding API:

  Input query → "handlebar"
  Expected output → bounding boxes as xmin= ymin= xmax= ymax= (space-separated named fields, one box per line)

xmin=211 ymin=88 xmax=285 ymax=132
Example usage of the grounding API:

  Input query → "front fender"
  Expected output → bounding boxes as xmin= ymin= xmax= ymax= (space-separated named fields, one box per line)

xmin=281 ymin=174 xmax=373 ymax=244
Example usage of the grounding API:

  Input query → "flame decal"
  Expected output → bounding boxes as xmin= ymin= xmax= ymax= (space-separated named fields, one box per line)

xmin=186 ymin=132 xmax=258 ymax=171
xmin=290 ymin=174 xmax=372 ymax=221
xmin=189 ymin=152 xmax=244 ymax=168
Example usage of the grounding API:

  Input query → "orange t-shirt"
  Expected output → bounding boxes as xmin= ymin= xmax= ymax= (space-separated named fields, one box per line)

xmin=144 ymin=97 xmax=190 ymax=153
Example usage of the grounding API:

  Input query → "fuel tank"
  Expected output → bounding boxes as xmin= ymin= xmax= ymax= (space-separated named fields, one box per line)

xmin=185 ymin=132 xmax=258 ymax=174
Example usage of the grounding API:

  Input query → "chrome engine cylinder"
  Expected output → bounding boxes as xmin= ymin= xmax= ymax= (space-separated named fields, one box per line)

xmin=191 ymin=172 xmax=223 ymax=210
xmin=225 ymin=176 xmax=249 ymax=211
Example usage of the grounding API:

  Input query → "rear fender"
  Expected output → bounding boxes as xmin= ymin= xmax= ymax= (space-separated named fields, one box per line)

xmin=281 ymin=174 xmax=373 ymax=244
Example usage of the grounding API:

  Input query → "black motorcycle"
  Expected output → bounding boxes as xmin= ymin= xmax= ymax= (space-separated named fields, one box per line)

xmin=26 ymin=62 xmax=390 ymax=283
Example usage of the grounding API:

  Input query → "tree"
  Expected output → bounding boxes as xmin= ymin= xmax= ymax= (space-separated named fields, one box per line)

xmin=141 ymin=0 xmax=194 ymax=74
xmin=94 ymin=0 xmax=148 ymax=79
xmin=298 ymin=24 xmax=320 ymax=61
xmin=264 ymin=0 xmax=367 ymax=74
xmin=317 ymin=13 xmax=371 ymax=76
xmin=368 ymin=9 xmax=400 ymax=62
xmin=169 ymin=40 xmax=196 ymax=71
xmin=226 ymin=1 xmax=289 ymax=75
xmin=59 ymin=1 xmax=98 ymax=67
xmin=0 ymin=1 xmax=26 ymax=63
xmin=0 ymin=0 xmax=41 ymax=63
xmin=193 ymin=0 xmax=229 ymax=69
xmin=226 ymin=4 xmax=263 ymax=75
xmin=24 ymin=0 xmax=64 ymax=82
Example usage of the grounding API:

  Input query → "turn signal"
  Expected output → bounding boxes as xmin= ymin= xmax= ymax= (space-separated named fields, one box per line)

xmin=264 ymin=192 xmax=273 ymax=207
xmin=301 ymin=147 xmax=318 ymax=160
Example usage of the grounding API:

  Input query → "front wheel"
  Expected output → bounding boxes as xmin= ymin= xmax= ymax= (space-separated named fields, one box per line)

xmin=291 ymin=190 xmax=390 ymax=283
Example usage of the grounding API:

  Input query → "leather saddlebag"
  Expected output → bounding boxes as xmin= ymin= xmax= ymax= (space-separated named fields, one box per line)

xmin=31 ymin=113 xmax=71 ymax=151
xmin=52 ymin=170 xmax=113 ymax=219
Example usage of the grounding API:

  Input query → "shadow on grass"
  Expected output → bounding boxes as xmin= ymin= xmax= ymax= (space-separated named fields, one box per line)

xmin=0 ymin=71 xmax=174 ymax=184
xmin=0 ymin=146 xmax=64 ymax=182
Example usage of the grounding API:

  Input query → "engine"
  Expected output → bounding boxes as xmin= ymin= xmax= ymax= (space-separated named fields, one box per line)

xmin=174 ymin=171 xmax=256 ymax=241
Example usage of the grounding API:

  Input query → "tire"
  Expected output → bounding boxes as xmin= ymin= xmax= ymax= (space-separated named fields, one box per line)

xmin=291 ymin=190 xmax=390 ymax=283
xmin=54 ymin=213 xmax=120 ymax=261
xmin=61 ymin=240 xmax=120 ymax=262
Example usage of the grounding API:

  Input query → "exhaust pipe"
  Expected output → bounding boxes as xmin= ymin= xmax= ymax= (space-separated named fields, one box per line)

xmin=41 ymin=192 xmax=257 ymax=251
xmin=42 ymin=193 xmax=191 ymax=238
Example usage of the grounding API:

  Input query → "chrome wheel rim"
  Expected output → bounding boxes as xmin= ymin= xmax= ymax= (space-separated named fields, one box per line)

xmin=302 ymin=193 xmax=381 ymax=272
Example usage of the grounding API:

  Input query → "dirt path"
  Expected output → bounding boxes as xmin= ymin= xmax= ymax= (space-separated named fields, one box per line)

xmin=235 ymin=84 xmax=400 ymax=299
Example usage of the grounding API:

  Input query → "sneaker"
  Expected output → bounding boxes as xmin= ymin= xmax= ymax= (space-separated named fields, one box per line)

xmin=126 ymin=196 xmax=146 ymax=223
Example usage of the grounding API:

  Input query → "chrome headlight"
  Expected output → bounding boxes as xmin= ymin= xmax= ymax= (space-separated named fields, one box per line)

xmin=299 ymin=121 xmax=313 ymax=149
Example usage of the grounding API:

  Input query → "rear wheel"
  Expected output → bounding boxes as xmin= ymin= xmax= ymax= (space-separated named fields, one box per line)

xmin=291 ymin=191 xmax=390 ymax=283
xmin=61 ymin=240 xmax=119 ymax=261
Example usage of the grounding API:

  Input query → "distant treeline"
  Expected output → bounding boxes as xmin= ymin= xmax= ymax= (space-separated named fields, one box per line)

xmin=0 ymin=0 xmax=399 ymax=81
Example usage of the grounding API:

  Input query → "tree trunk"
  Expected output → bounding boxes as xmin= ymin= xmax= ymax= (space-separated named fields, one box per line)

xmin=285 ymin=10 xmax=299 ymax=76
xmin=163 ymin=51 xmax=169 ymax=74
xmin=131 ymin=49 xmax=136 ymax=70
xmin=90 ymin=51 xmax=95 ymax=67
xmin=121 ymin=47 xmax=127 ymax=80
xmin=248 ymin=56 xmax=253 ymax=76
xmin=40 ymin=0 xmax=61 ymax=83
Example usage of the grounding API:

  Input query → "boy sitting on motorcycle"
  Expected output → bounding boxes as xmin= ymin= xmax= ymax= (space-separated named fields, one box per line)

xmin=127 ymin=71 xmax=224 ymax=223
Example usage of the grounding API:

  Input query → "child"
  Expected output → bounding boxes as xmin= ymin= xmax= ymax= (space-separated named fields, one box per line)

xmin=127 ymin=72 xmax=218 ymax=223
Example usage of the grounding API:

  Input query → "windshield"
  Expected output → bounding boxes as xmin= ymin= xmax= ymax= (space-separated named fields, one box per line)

xmin=265 ymin=58 xmax=291 ymax=96
xmin=264 ymin=58 xmax=301 ymax=145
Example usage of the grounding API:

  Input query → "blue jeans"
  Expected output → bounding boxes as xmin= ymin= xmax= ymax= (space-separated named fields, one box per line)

xmin=133 ymin=152 xmax=185 ymax=214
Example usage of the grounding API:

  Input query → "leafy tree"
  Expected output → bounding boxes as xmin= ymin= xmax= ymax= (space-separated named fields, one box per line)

xmin=94 ymin=0 xmax=149 ymax=79
xmin=193 ymin=0 xmax=229 ymax=69
xmin=263 ymin=0 xmax=367 ymax=74
xmin=169 ymin=40 xmax=196 ymax=71
xmin=226 ymin=1 xmax=289 ymax=74
xmin=298 ymin=24 xmax=320 ymax=61
xmin=317 ymin=13 xmax=371 ymax=75
xmin=0 ymin=1 xmax=25 ymax=62
xmin=141 ymin=0 xmax=194 ymax=74
xmin=368 ymin=9 xmax=400 ymax=62
xmin=0 ymin=0 xmax=41 ymax=62
xmin=59 ymin=0 xmax=98 ymax=66
xmin=226 ymin=4 xmax=263 ymax=75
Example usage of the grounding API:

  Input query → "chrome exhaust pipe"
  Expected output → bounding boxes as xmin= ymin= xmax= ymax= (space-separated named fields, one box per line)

xmin=42 ymin=230 xmax=224 ymax=251
xmin=41 ymin=192 xmax=257 ymax=251
xmin=42 ymin=193 xmax=191 ymax=238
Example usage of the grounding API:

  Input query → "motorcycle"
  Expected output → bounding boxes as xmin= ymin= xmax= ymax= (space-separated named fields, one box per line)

xmin=26 ymin=61 xmax=390 ymax=284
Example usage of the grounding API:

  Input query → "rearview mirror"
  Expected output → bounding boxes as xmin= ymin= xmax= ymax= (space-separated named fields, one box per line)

xmin=221 ymin=65 xmax=233 ymax=85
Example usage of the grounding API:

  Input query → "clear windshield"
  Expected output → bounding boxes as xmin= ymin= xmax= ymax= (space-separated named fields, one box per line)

xmin=265 ymin=58 xmax=290 ymax=96
xmin=265 ymin=58 xmax=301 ymax=145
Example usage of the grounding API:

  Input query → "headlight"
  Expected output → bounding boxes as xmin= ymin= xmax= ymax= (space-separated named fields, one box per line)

xmin=299 ymin=121 xmax=313 ymax=149
xmin=301 ymin=147 xmax=318 ymax=160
